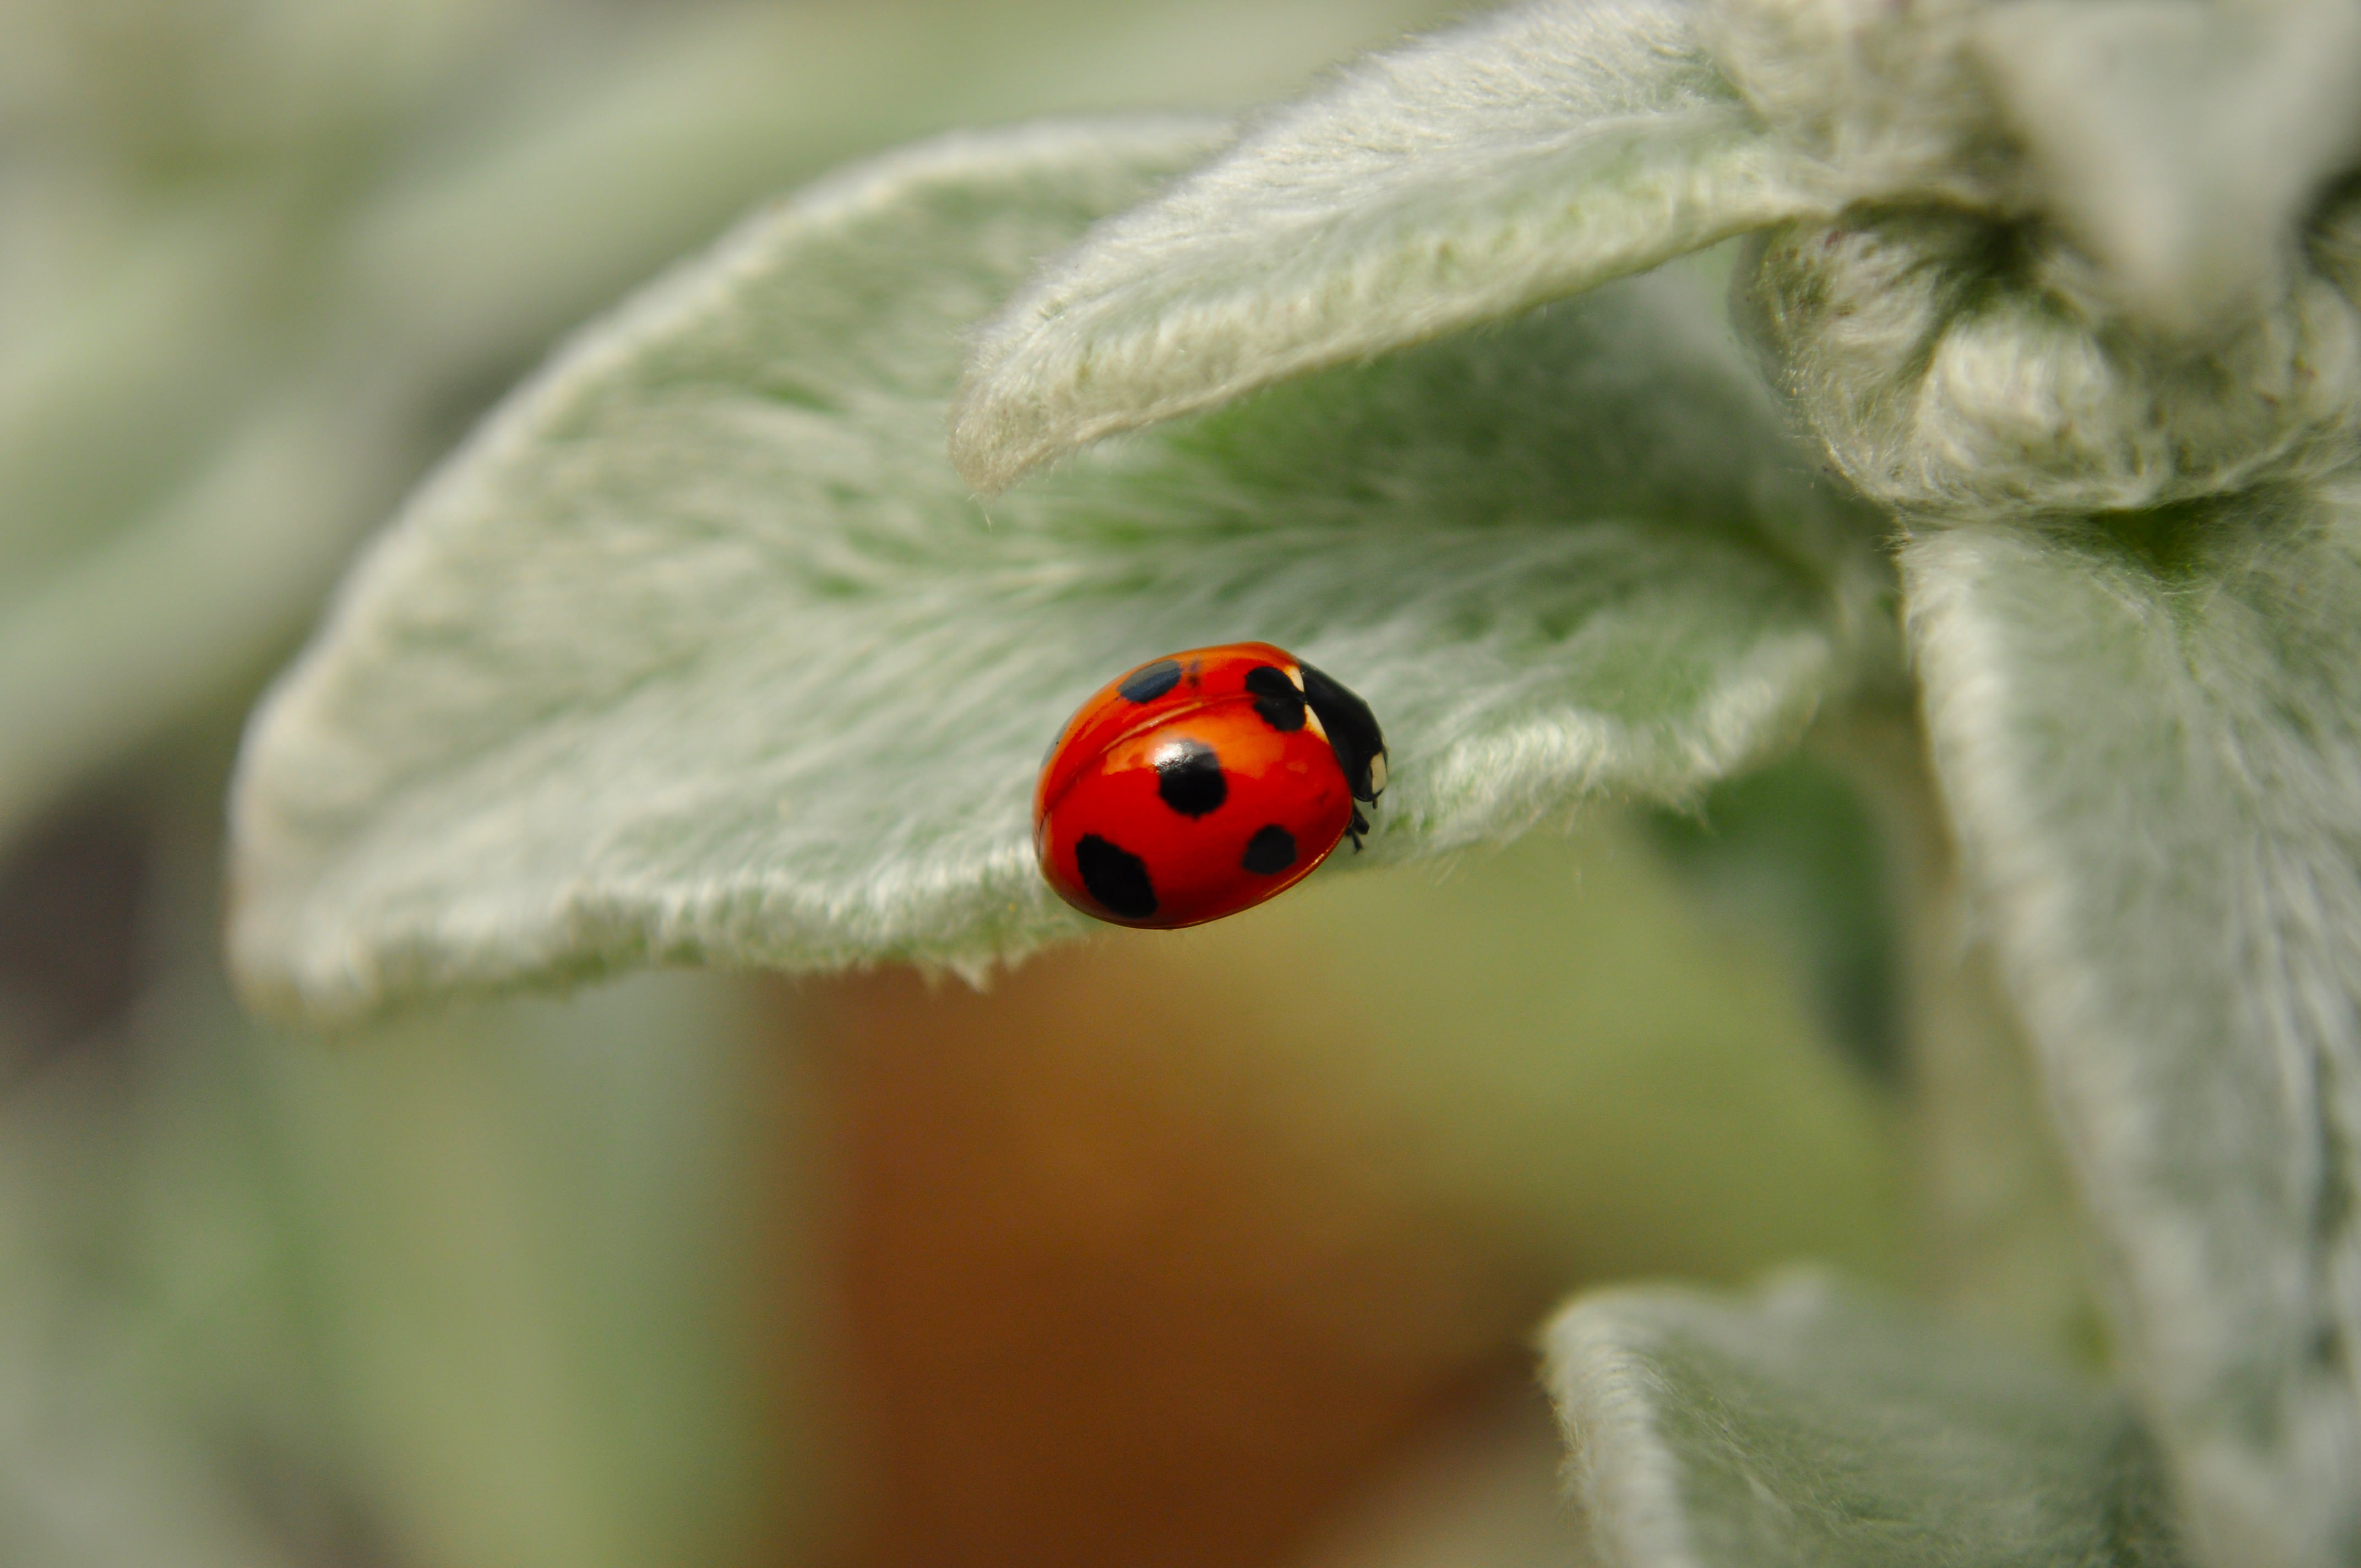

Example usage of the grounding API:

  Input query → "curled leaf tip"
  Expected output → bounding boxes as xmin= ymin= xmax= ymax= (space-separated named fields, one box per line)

xmin=950 ymin=0 xmax=1826 ymax=485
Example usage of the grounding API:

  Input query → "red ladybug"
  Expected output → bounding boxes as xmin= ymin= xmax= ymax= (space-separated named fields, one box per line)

xmin=1035 ymin=642 xmax=1388 ymax=928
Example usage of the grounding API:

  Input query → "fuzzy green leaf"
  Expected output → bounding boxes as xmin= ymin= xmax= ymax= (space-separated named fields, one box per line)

xmin=947 ymin=0 xmax=1828 ymax=492
xmin=1546 ymin=1273 xmax=2185 ymax=1568
xmin=1735 ymin=198 xmax=2361 ymax=526
xmin=227 ymin=121 xmax=1882 ymax=1023
xmin=1967 ymin=0 xmax=2361 ymax=333
xmin=1705 ymin=0 xmax=2361 ymax=334
xmin=1907 ymin=493 xmax=2361 ymax=1568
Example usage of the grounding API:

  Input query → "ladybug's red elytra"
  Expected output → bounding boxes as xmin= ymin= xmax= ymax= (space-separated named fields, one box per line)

xmin=1034 ymin=642 xmax=1389 ymax=928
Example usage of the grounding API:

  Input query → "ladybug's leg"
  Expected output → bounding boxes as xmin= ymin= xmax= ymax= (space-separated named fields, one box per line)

xmin=1347 ymin=805 xmax=1370 ymax=851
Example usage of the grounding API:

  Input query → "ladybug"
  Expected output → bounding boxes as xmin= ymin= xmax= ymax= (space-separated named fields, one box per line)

xmin=1034 ymin=642 xmax=1388 ymax=928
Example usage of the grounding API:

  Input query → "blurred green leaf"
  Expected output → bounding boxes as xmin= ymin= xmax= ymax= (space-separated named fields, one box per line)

xmin=0 ymin=389 xmax=410 ymax=844
xmin=0 ymin=718 xmax=808 ymax=1568
xmin=56 ymin=957 xmax=798 ymax=1568
xmin=949 ymin=0 xmax=1827 ymax=491
xmin=0 ymin=197 xmax=276 ymax=580
xmin=0 ymin=1048 xmax=314 ymax=1568
xmin=1189 ymin=817 xmax=1907 ymax=1287
xmin=1906 ymin=492 xmax=2361 ymax=1568
xmin=1545 ymin=1273 xmax=2184 ymax=1567
xmin=227 ymin=122 xmax=1885 ymax=1023
xmin=1646 ymin=750 xmax=1902 ymax=1082
xmin=340 ymin=0 xmax=1473 ymax=390
xmin=236 ymin=971 xmax=795 ymax=1568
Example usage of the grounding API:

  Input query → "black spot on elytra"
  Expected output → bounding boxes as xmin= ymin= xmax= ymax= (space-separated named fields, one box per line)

xmin=1119 ymin=659 xmax=1183 ymax=704
xmin=1155 ymin=739 xmax=1227 ymax=816
xmin=1076 ymin=835 xmax=1156 ymax=918
xmin=1242 ymin=825 xmax=1297 ymax=874
xmin=1243 ymin=665 xmax=1306 ymax=731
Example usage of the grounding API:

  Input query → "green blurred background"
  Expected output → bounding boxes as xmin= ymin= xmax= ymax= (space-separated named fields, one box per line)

xmin=0 ymin=3 xmax=1912 ymax=1564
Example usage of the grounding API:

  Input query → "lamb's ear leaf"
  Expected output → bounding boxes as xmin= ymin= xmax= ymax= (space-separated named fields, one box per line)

xmin=1967 ymin=0 xmax=2361 ymax=333
xmin=1547 ymin=1273 xmax=2186 ymax=1567
xmin=227 ymin=121 xmax=1884 ymax=1027
xmin=1906 ymin=494 xmax=2361 ymax=1568
xmin=947 ymin=0 xmax=1827 ymax=493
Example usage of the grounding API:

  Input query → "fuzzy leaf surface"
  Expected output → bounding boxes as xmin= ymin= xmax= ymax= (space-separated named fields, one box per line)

xmin=1545 ymin=1273 xmax=2184 ymax=1567
xmin=1704 ymin=0 xmax=2361 ymax=333
xmin=948 ymin=0 xmax=1827 ymax=491
xmin=1967 ymin=0 xmax=2361 ymax=331
xmin=1907 ymin=494 xmax=2361 ymax=1568
xmin=229 ymin=122 xmax=1881 ymax=1024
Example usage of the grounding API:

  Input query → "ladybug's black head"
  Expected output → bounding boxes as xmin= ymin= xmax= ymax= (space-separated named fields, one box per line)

xmin=1298 ymin=661 xmax=1388 ymax=805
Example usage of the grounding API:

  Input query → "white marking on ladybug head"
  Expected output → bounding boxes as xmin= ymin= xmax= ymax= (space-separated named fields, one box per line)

xmin=1368 ymin=753 xmax=1387 ymax=796
xmin=1285 ymin=663 xmax=1304 ymax=690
